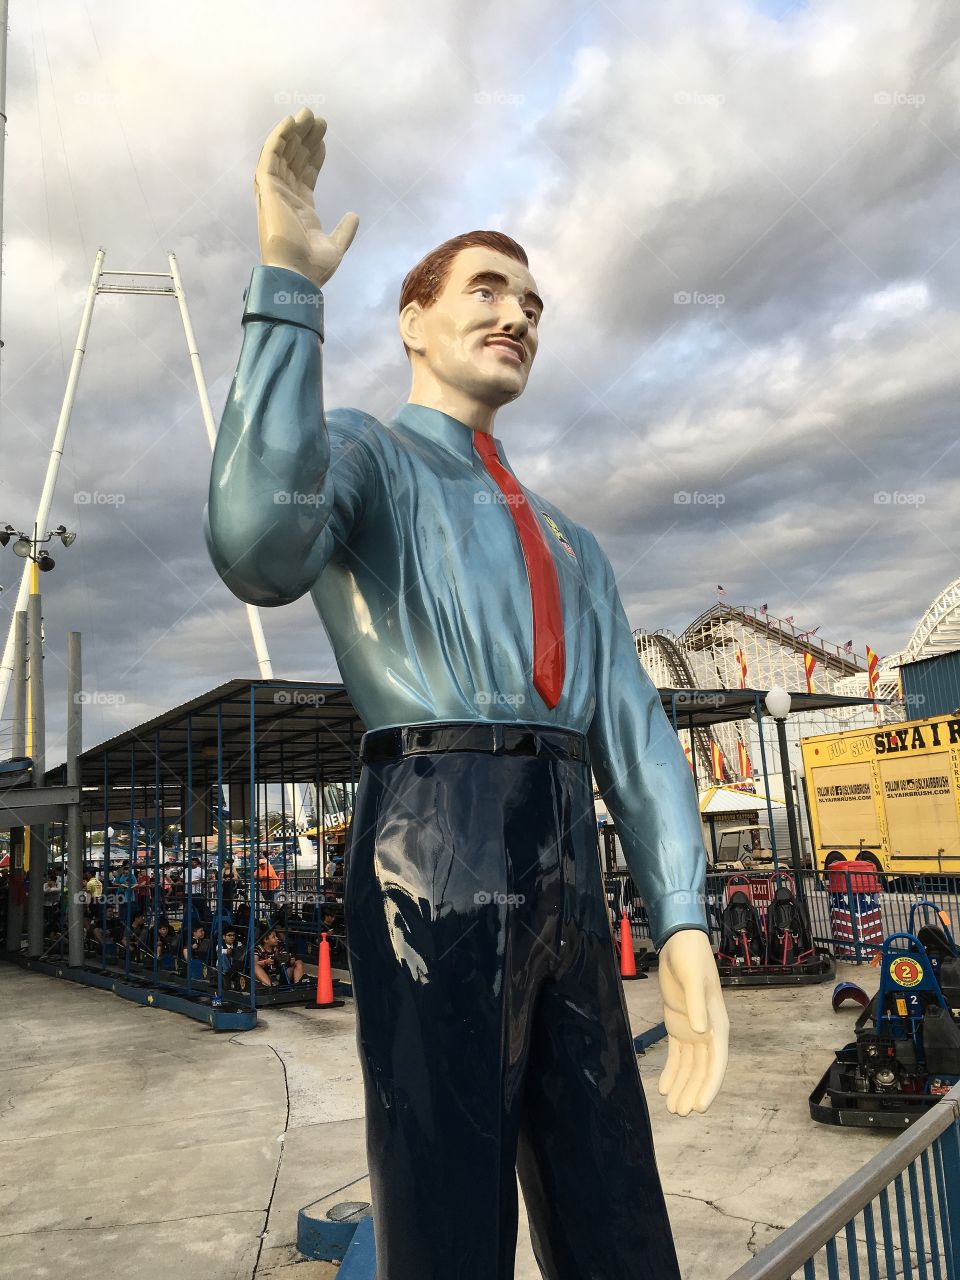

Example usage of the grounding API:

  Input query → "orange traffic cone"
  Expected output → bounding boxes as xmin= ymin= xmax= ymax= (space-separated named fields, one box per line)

xmin=307 ymin=932 xmax=345 ymax=1009
xmin=619 ymin=912 xmax=640 ymax=980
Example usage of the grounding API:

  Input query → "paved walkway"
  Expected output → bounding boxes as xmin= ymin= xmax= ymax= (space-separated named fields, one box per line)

xmin=0 ymin=962 xmax=887 ymax=1278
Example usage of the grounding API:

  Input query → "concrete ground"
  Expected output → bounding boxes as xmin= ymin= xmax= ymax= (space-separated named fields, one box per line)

xmin=0 ymin=961 xmax=888 ymax=1279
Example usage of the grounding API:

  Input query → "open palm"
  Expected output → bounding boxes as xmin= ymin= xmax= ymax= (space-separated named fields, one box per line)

xmin=255 ymin=107 xmax=358 ymax=289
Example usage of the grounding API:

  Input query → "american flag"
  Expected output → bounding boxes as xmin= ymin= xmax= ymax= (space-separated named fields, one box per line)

xmin=717 ymin=585 xmax=726 ymax=595
xmin=842 ymin=640 xmax=853 ymax=654
xmin=759 ymin=603 xmax=768 ymax=615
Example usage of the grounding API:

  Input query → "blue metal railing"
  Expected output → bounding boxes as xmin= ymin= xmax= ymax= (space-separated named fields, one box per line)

xmin=727 ymin=1084 xmax=960 ymax=1278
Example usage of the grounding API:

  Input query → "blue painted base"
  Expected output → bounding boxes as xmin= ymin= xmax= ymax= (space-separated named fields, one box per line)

xmin=297 ymin=1206 xmax=375 ymax=1274
xmin=339 ymin=1217 xmax=376 ymax=1277
xmin=8 ymin=956 xmax=257 ymax=1031
xmin=633 ymin=1021 xmax=668 ymax=1054
xmin=296 ymin=1205 xmax=361 ymax=1262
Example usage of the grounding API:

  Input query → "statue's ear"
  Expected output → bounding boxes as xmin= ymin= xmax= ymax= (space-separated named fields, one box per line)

xmin=399 ymin=301 xmax=426 ymax=355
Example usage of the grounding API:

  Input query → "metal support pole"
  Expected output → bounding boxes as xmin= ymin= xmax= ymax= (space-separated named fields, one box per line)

xmin=26 ymin=587 xmax=46 ymax=956
xmin=167 ymin=253 xmax=275 ymax=675
xmin=185 ymin=713 xmax=194 ymax=994
xmin=754 ymin=694 xmax=780 ymax=870
xmin=66 ymin=631 xmax=84 ymax=966
xmin=4 ymin=609 xmax=26 ymax=951
xmin=0 ymin=250 xmax=105 ymax=722
xmin=10 ymin=609 xmax=24 ymax=754
xmin=215 ymin=704 xmax=224 ymax=1004
xmin=775 ymin=715 xmax=805 ymax=893
xmin=249 ymin=687 xmax=258 ymax=1009
xmin=687 ymin=713 xmax=699 ymax=792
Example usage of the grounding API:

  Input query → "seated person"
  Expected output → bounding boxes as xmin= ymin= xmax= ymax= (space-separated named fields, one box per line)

xmin=87 ymin=907 xmax=125 ymax=952
xmin=319 ymin=907 xmax=347 ymax=964
xmin=216 ymin=925 xmax=239 ymax=977
xmin=253 ymin=927 xmax=305 ymax=988
xmin=182 ymin=921 xmax=209 ymax=964
xmin=119 ymin=911 xmax=150 ymax=963
xmin=151 ymin=916 xmax=179 ymax=960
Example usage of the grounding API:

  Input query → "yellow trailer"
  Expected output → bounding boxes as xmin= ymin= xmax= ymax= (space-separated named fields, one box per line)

xmin=801 ymin=714 xmax=960 ymax=876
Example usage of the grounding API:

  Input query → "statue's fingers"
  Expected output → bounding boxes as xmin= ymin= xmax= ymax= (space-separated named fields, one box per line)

xmin=257 ymin=114 xmax=298 ymax=175
xmin=694 ymin=994 xmax=729 ymax=1111
xmin=330 ymin=212 xmax=360 ymax=255
xmin=305 ymin=114 xmax=328 ymax=164
xmin=301 ymin=134 xmax=327 ymax=193
xmin=666 ymin=1042 xmax=695 ymax=1114
xmin=693 ymin=1034 xmax=727 ymax=1113
xmin=677 ymin=1042 xmax=709 ymax=1116
xmin=658 ymin=1035 xmax=681 ymax=1097
xmin=285 ymin=136 xmax=311 ymax=183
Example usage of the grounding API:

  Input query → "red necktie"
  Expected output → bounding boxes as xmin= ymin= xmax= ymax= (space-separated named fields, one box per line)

xmin=473 ymin=430 xmax=566 ymax=709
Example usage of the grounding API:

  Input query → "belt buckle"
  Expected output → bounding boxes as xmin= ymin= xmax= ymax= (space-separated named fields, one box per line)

xmin=401 ymin=726 xmax=433 ymax=756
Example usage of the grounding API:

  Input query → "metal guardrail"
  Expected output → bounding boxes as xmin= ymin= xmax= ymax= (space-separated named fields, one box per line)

xmin=605 ymin=868 xmax=960 ymax=965
xmin=727 ymin=1083 xmax=960 ymax=1279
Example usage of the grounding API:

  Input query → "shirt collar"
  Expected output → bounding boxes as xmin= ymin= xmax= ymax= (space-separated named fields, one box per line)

xmin=392 ymin=402 xmax=509 ymax=466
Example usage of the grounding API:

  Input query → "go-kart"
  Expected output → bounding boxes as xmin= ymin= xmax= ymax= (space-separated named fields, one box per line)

xmin=714 ymin=882 xmax=835 ymax=987
xmin=810 ymin=907 xmax=960 ymax=1128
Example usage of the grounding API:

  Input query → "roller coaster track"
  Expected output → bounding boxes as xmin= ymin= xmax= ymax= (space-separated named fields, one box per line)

xmin=643 ymin=631 xmax=721 ymax=780
xmin=902 ymin=577 xmax=960 ymax=661
xmin=681 ymin=603 xmax=867 ymax=675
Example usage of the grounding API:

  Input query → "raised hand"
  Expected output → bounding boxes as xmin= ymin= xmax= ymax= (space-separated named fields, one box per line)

xmin=254 ymin=107 xmax=359 ymax=289
xmin=657 ymin=929 xmax=729 ymax=1116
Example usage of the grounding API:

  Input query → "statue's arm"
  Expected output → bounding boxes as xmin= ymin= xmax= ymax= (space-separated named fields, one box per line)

xmin=205 ymin=109 xmax=366 ymax=606
xmin=581 ymin=528 xmax=709 ymax=948
xmin=205 ymin=269 xmax=351 ymax=604
xmin=583 ymin=528 xmax=728 ymax=1115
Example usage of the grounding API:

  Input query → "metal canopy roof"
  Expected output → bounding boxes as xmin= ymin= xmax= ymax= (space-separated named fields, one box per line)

xmin=659 ymin=687 xmax=881 ymax=729
xmin=66 ymin=680 xmax=366 ymax=789
xmin=42 ymin=680 xmax=877 ymax=799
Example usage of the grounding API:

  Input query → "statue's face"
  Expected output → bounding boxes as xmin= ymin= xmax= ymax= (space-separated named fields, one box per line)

xmin=410 ymin=245 xmax=542 ymax=406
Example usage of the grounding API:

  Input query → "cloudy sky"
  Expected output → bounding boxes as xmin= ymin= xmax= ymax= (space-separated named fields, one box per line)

xmin=1 ymin=0 xmax=959 ymax=757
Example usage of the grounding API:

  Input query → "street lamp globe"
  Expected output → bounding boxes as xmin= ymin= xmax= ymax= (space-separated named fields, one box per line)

xmin=765 ymin=685 xmax=792 ymax=720
xmin=12 ymin=536 xmax=31 ymax=558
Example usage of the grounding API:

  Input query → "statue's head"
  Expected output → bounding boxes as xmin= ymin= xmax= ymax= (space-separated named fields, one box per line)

xmin=398 ymin=231 xmax=541 ymax=412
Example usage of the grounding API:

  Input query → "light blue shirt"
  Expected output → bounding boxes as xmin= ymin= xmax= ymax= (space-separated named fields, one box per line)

xmin=205 ymin=266 xmax=707 ymax=946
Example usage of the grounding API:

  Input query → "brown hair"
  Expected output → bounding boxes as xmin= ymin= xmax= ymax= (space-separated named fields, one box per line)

xmin=399 ymin=230 xmax=529 ymax=314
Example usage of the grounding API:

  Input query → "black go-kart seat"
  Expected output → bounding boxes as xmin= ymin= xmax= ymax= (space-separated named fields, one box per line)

xmin=917 ymin=923 xmax=956 ymax=963
xmin=765 ymin=885 xmax=814 ymax=967
xmin=718 ymin=891 xmax=764 ymax=966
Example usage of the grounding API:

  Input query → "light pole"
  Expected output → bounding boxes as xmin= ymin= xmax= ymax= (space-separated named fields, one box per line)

xmin=764 ymin=685 xmax=805 ymax=893
xmin=1 ymin=521 xmax=77 ymax=570
xmin=0 ymin=522 xmax=75 ymax=955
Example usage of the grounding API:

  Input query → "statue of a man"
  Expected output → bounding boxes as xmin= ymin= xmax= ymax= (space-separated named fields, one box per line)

xmin=206 ymin=107 xmax=728 ymax=1280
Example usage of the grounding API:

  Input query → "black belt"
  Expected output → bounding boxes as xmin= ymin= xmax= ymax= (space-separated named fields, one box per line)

xmin=360 ymin=722 xmax=587 ymax=765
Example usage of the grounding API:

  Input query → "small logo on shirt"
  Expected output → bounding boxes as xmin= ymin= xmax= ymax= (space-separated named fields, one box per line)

xmin=541 ymin=513 xmax=577 ymax=560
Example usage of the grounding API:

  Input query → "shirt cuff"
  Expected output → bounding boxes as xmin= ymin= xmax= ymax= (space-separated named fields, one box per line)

xmin=648 ymin=890 xmax=710 ymax=951
xmin=243 ymin=265 xmax=324 ymax=338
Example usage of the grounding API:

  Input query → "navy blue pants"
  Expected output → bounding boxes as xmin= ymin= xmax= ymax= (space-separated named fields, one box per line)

xmin=345 ymin=727 xmax=680 ymax=1280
